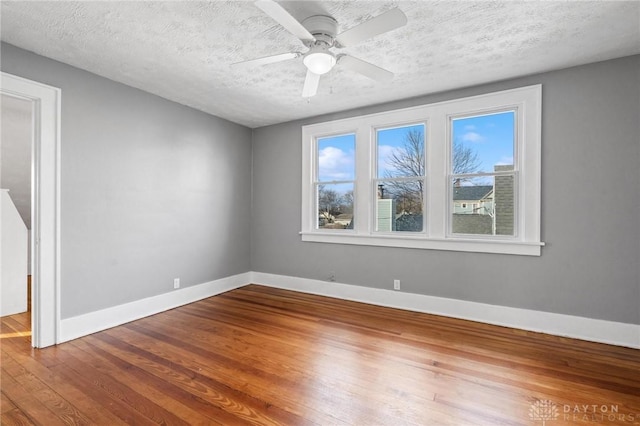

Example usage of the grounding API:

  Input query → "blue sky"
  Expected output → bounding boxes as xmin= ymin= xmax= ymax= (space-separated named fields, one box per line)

xmin=316 ymin=111 xmax=514 ymax=186
xmin=452 ymin=111 xmax=515 ymax=173
xmin=317 ymin=134 xmax=355 ymax=182
xmin=317 ymin=134 xmax=355 ymax=197
xmin=377 ymin=124 xmax=424 ymax=178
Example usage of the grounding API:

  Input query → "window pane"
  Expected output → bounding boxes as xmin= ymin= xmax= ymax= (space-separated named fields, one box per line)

xmin=317 ymin=183 xmax=354 ymax=230
xmin=452 ymin=111 xmax=514 ymax=174
xmin=376 ymin=180 xmax=423 ymax=232
xmin=317 ymin=134 xmax=355 ymax=182
xmin=377 ymin=124 xmax=425 ymax=179
xmin=451 ymin=175 xmax=514 ymax=236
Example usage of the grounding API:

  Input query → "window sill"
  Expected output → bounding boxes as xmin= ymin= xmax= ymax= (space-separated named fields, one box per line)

xmin=300 ymin=232 xmax=544 ymax=256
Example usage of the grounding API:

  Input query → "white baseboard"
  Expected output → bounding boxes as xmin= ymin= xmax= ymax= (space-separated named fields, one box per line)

xmin=58 ymin=271 xmax=640 ymax=349
xmin=250 ymin=272 xmax=640 ymax=349
xmin=59 ymin=272 xmax=251 ymax=344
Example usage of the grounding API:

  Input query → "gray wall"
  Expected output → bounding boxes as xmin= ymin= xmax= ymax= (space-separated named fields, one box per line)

xmin=1 ymin=43 xmax=253 ymax=319
xmin=2 ymin=42 xmax=638 ymax=326
xmin=1 ymin=94 xmax=33 ymax=274
xmin=252 ymin=55 xmax=640 ymax=325
xmin=1 ymin=94 xmax=32 ymax=228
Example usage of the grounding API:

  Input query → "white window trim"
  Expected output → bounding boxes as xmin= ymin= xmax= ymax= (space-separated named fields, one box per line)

xmin=301 ymin=85 xmax=543 ymax=256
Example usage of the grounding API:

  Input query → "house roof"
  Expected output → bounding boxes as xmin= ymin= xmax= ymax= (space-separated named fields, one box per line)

xmin=453 ymin=185 xmax=493 ymax=201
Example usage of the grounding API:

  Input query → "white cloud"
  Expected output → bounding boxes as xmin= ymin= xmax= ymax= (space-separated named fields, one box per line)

xmin=464 ymin=124 xmax=476 ymax=131
xmin=377 ymin=145 xmax=402 ymax=176
xmin=318 ymin=146 xmax=354 ymax=180
xmin=462 ymin=131 xmax=485 ymax=143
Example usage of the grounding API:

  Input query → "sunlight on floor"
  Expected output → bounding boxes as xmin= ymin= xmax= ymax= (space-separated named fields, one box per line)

xmin=0 ymin=331 xmax=32 ymax=339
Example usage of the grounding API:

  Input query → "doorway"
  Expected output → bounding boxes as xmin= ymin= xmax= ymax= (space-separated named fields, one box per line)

xmin=1 ymin=94 xmax=32 ymax=318
xmin=1 ymin=72 xmax=61 ymax=348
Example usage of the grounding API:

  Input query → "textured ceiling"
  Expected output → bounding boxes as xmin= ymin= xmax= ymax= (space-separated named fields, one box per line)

xmin=1 ymin=1 xmax=639 ymax=128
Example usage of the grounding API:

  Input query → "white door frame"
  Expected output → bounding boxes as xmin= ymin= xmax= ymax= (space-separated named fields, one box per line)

xmin=1 ymin=72 xmax=61 ymax=348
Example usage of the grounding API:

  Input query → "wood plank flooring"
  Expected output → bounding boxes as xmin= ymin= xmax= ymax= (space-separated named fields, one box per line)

xmin=2 ymin=284 xmax=639 ymax=425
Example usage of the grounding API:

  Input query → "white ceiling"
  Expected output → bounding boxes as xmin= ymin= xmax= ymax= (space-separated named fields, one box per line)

xmin=1 ymin=1 xmax=639 ymax=128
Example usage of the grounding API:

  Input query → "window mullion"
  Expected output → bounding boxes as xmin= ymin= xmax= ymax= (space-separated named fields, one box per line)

xmin=354 ymin=125 xmax=372 ymax=234
xmin=427 ymin=108 xmax=447 ymax=238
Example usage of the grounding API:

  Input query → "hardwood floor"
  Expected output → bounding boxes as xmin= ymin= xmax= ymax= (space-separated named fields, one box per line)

xmin=2 ymin=285 xmax=639 ymax=425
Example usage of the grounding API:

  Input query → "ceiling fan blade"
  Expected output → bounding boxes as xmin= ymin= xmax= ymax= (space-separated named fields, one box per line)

xmin=339 ymin=55 xmax=394 ymax=82
xmin=232 ymin=52 xmax=300 ymax=67
xmin=335 ymin=8 xmax=407 ymax=47
xmin=302 ymin=70 xmax=320 ymax=97
xmin=255 ymin=0 xmax=315 ymax=43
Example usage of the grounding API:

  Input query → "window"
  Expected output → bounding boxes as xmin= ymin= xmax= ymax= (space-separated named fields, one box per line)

xmin=301 ymin=85 xmax=542 ymax=255
xmin=315 ymin=134 xmax=355 ymax=230
xmin=375 ymin=124 xmax=425 ymax=233
xmin=450 ymin=111 xmax=515 ymax=236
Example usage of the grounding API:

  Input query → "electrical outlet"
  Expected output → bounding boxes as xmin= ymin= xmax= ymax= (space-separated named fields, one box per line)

xmin=328 ymin=271 xmax=336 ymax=282
xmin=173 ymin=278 xmax=180 ymax=289
xmin=393 ymin=279 xmax=401 ymax=290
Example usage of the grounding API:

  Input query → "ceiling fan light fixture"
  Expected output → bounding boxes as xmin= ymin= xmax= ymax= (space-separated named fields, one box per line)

xmin=246 ymin=2 xmax=407 ymax=95
xmin=303 ymin=49 xmax=336 ymax=75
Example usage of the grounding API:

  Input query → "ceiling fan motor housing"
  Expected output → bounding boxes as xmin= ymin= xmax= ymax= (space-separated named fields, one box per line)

xmin=302 ymin=15 xmax=338 ymax=47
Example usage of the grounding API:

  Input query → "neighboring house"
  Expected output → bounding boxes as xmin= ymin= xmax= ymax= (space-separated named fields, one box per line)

xmin=452 ymin=166 xmax=515 ymax=235
xmin=367 ymin=175 xmax=512 ymax=234
xmin=377 ymin=184 xmax=495 ymax=233
xmin=376 ymin=199 xmax=396 ymax=231
xmin=453 ymin=185 xmax=494 ymax=215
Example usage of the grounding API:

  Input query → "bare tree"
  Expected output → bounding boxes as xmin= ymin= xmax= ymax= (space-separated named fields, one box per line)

xmin=318 ymin=185 xmax=340 ymax=222
xmin=341 ymin=190 xmax=354 ymax=214
xmin=386 ymin=129 xmax=425 ymax=179
xmin=386 ymin=129 xmax=481 ymax=177
xmin=453 ymin=140 xmax=482 ymax=175
xmin=382 ymin=129 xmax=424 ymax=214
xmin=381 ymin=129 xmax=482 ymax=215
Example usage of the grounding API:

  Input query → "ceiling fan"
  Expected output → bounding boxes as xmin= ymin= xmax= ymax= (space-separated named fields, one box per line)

xmin=234 ymin=0 xmax=408 ymax=98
